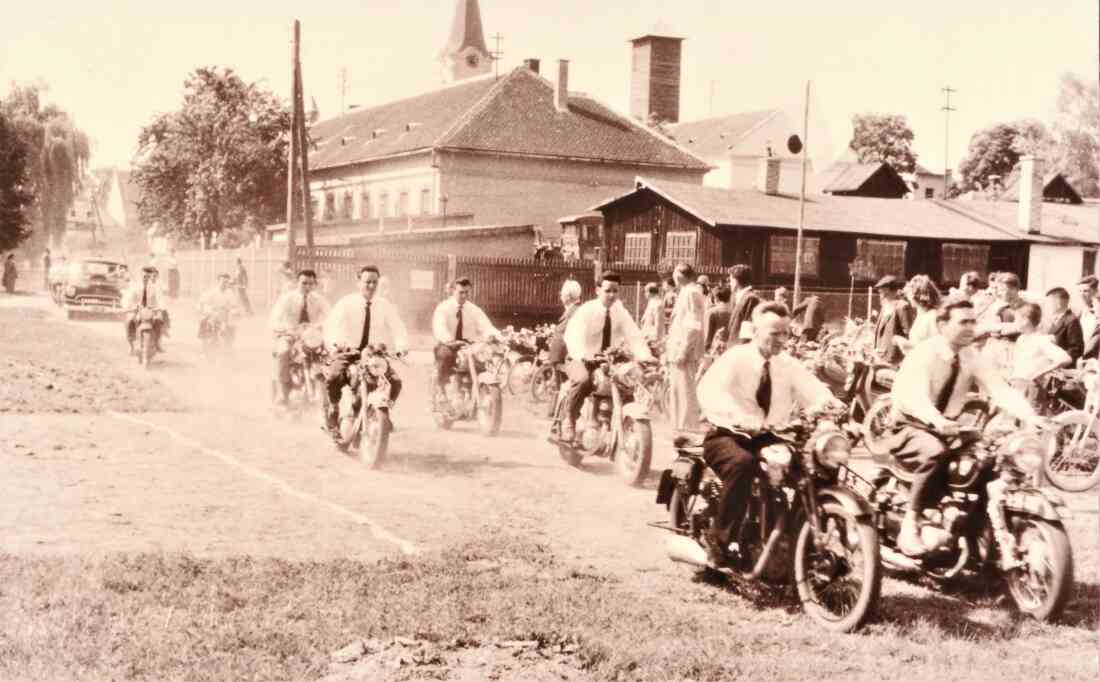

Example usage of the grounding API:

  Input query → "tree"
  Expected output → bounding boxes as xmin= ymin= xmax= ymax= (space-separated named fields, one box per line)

xmin=848 ymin=114 xmax=917 ymax=174
xmin=0 ymin=83 xmax=90 ymax=254
xmin=1051 ymin=72 xmax=1100 ymax=197
xmin=0 ymin=112 xmax=34 ymax=251
xmin=132 ymin=68 xmax=292 ymax=245
xmin=957 ymin=119 xmax=1054 ymax=193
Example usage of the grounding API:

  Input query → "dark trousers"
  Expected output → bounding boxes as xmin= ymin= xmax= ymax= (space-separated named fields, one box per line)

xmin=888 ymin=425 xmax=949 ymax=513
xmin=434 ymin=343 xmax=460 ymax=386
xmin=324 ymin=353 xmax=402 ymax=427
xmin=125 ymin=312 xmax=169 ymax=343
xmin=702 ymin=428 xmax=781 ymax=547
xmin=237 ymin=286 xmax=252 ymax=314
xmin=560 ymin=360 xmax=598 ymax=424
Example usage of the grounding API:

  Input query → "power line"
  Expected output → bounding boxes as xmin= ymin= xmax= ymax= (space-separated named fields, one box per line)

xmin=490 ymin=33 xmax=504 ymax=80
xmin=942 ymin=86 xmax=957 ymax=192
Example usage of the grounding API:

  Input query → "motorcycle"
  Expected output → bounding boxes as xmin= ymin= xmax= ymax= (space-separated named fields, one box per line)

xmin=855 ymin=422 xmax=1075 ymax=622
xmin=548 ymin=348 xmax=656 ymax=486
xmin=199 ymin=308 xmax=237 ymax=358
xmin=272 ymin=325 xmax=326 ymax=416
xmin=1043 ymin=361 xmax=1100 ymax=492
xmin=433 ymin=339 xmax=505 ymax=436
xmin=653 ymin=410 xmax=882 ymax=632
xmin=130 ymin=306 xmax=163 ymax=369
xmin=332 ymin=344 xmax=402 ymax=468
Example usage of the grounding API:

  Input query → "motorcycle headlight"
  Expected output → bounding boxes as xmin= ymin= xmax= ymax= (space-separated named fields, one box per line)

xmin=613 ymin=362 xmax=641 ymax=387
xmin=366 ymin=356 xmax=389 ymax=377
xmin=1002 ymin=433 xmax=1043 ymax=475
xmin=814 ymin=432 xmax=851 ymax=468
xmin=761 ymin=443 xmax=793 ymax=468
xmin=473 ymin=343 xmax=494 ymax=364
xmin=301 ymin=326 xmax=323 ymax=349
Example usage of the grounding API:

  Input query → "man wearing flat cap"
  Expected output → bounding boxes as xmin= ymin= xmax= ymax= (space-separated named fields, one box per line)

xmin=872 ymin=275 xmax=914 ymax=366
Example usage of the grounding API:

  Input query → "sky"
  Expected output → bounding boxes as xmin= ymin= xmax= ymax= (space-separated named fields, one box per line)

xmin=2 ymin=0 xmax=1097 ymax=174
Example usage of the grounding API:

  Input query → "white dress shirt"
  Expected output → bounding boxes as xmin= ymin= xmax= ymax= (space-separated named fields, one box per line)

xmin=324 ymin=293 xmax=408 ymax=352
xmin=121 ymin=281 xmax=165 ymax=309
xmin=198 ymin=286 xmax=240 ymax=315
xmin=892 ymin=335 xmax=1034 ymax=429
xmin=666 ymin=284 xmax=706 ymax=361
xmin=564 ymin=299 xmax=653 ymax=361
xmin=1080 ymin=308 xmax=1097 ymax=342
xmin=697 ymin=342 xmax=834 ymax=433
xmin=1011 ymin=332 xmax=1071 ymax=383
xmin=432 ymin=298 xmax=499 ymax=343
xmin=909 ymin=309 xmax=939 ymax=345
xmin=269 ymin=289 xmax=331 ymax=333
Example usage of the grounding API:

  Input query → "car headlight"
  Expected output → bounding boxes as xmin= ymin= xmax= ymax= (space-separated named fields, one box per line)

xmin=366 ymin=356 xmax=389 ymax=377
xmin=301 ymin=327 xmax=323 ymax=349
xmin=1002 ymin=434 xmax=1043 ymax=475
xmin=473 ymin=343 xmax=494 ymax=364
xmin=814 ymin=432 xmax=851 ymax=468
xmin=65 ymin=285 xmax=77 ymax=297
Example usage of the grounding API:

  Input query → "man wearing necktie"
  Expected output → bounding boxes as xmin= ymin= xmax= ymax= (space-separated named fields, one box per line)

xmin=558 ymin=272 xmax=653 ymax=443
xmin=696 ymin=302 xmax=839 ymax=567
xmin=122 ymin=266 xmax=169 ymax=352
xmin=269 ymin=269 xmax=332 ymax=405
xmin=321 ymin=266 xmax=409 ymax=436
xmin=430 ymin=277 xmax=500 ymax=400
xmin=887 ymin=300 xmax=1042 ymax=556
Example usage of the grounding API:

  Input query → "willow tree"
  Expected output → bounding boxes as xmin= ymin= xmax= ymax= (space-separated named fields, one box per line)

xmin=0 ymin=83 xmax=91 ymax=254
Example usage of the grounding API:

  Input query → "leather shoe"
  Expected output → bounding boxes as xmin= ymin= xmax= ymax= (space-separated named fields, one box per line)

xmin=703 ymin=527 xmax=735 ymax=568
xmin=560 ymin=421 xmax=576 ymax=442
xmin=897 ymin=526 xmax=929 ymax=557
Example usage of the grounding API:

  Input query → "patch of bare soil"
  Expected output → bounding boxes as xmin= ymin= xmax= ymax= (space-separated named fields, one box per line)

xmin=0 ymin=307 xmax=181 ymax=413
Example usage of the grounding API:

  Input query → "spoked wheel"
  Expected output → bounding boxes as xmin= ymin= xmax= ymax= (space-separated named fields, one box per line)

xmin=615 ymin=418 xmax=653 ymax=486
xmin=139 ymin=331 xmax=153 ymax=369
xmin=336 ymin=409 xmax=362 ymax=454
xmin=1043 ymin=413 xmax=1100 ymax=492
xmin=530 ymin=365 xmax=559 ymax=416
xmin=668 ymin=488 xmax=695 ymax=529
xmin=861 ymin=396 xmax=893 ymax=456
xmin=1004 ymin=518 xmax=1074 ymax=621
xmin=477 ymin=385 xmax=503 ymax=436
xmin=558 ymin=441 xmax=584 ymax=468
xmin=359 ymin=407 xmax=391 ymax=469
xmin=506 ymin=358 xmax=534 ymax=396
xmin=794 ymin=502 xmax=881 ymax=633
xmin=495 ymin=358 xmax=513 ymax=393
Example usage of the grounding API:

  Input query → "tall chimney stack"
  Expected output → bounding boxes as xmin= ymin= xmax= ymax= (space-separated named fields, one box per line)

xmin=555 ymin=60 xmax=569 ymax=113
xmin=1017 ymin=155 xmax=1043 ymax=235
xmin=755 ymin=157 xmax=781 ymax=195
xmin=629 ymin=33 xmax=684 ymax=124
xmin=523 ymin=58 xmax=540 ymax=75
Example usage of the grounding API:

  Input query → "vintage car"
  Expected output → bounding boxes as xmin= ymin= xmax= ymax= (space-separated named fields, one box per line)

xmin=61 ymin=257 xmax=128 ymax=319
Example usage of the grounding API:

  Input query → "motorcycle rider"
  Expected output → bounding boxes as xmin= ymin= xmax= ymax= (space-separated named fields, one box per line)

xmin=269 ymin=268 xmax=332 ymax=405
xmin=558 ymin=272 xmax=654 ymax=442
xmin=431 ymin=276 xmax=500 ymax=401
xmin=198 ymin=273 xmax=242 ymax=344
xmin=121 ymin=265 xmax=169 ymax=352
xmin=322 ymin=265 xmax=408 ymax=436
xmin=695 ymin=302 xmax=840 ymax=567
xmin=887 ymin=300 xmax=1044 ymax=556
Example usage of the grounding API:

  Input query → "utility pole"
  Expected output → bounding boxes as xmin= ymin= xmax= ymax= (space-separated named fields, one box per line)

xmin=339 ymin=67 xmax=347 ymax=116
xmin=285 ymin=20 xmax=299 ymax=261
xmin=793 ymin=80 xmax=811 ymax=309
xmin=295 ymin=34 xmax=314 ymax=250
xmin=942 ymin=86 xmax=957 ymax=194
xmin=490 ymin=33 xmax=504 ymax=80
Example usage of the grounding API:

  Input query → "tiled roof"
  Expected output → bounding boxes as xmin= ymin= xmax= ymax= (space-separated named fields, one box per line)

xmin=817 ymin=161 xmax=895 ymax=193
xmin=309 ymin=67 xmax=709 ymax=172
xmin=914 ymin=163 xmax=942 ymax=176
xmin=591 ymin=177 xmax=1070 ymax=243
xmin=665 ymin=109 xmax=779 ymax=160
xmin=946 ymin=199 xmax=1099 ymax=245
xmin=1000 ymin=170 xmax=1083 ymax=204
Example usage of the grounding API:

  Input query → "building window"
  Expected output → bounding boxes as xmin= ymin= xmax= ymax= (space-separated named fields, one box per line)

xmin=323 ymin=192 xmax=336 ymax=222
xmin=309 ymin=196 xmax=320 ymax=221
xmin=1083 ymin=250 xmax=1097 ymax=278
xmin=925 ymin=188 xmax=935 ymax=199
xmin=379 ymin=193 xmax=389 ymax=218
xmin=942 ymin=243 xmax=989 ymax=284
xmin=340 ymin=191 xmax=353 ymax=220
xmin=856 ymin=239 xmax=906 ymax=280
xmin=623 ymin=233 xmax=652 ymax=265
xmin=664 ymin=231 xmax=697 ymax=263
xmin=360 ymin=191 xmax=371 ymax=220
xmin=397 ymin=191 xmax=408 ymax=217
xmin=768 ymin=235 xmax=820 ymax=277
xmin=419 ymin=188 xmax=432 ymax=215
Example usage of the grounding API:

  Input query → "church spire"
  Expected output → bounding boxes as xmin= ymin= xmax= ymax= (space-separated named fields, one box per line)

xmin=440 ymin=0 xmax=492 ymax=83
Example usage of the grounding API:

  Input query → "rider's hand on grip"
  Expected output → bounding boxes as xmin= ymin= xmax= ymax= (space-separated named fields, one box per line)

xmin=938 ymin=419 xmax=961 ymax=437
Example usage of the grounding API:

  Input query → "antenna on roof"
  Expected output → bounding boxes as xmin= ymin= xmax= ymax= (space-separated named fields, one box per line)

xmin=490 ymin=33 xmax=505 ymax=80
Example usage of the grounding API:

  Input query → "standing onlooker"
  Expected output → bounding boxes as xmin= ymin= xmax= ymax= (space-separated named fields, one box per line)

xmin=234 ymin=257 xmax=253 ymax=314
xmin=2 ymin=254 xmax=17 ymax=293
xmin=871 ymin=275 xmax=913 ymax=366
xmin=1045 ymin=287 xmax=1084 ymax=363
xmin=666 ymin=263 xmax=706 ymax=431
xmin=1076 ymin=275 xmax=1098 ymax=341
xmin=639 ymin=282 xmax=665 ymax=344
xmin=704 ymin=286 xmax=733 ymax=352
xmin=1009 ymin=302 xmax=1072 ymax=402
xmin=164 ymin=251 xmax=180 ymax=299
xmin=41 ymin=248 xmax=51 ymax=292
xmin=773 ymin=286 xmax=789 ymax=308
xmin=979 ymin=272 xmax=1025 ymax=377
xmin=725 ymin=264 xmax=760 ymax=345
xmin=895 ymin=275 xmax=941 ymax=354
xmin=696 ymin=275 xmax=711 ymax=300
xmin=661 ymin=277 xmax=677 ymax=330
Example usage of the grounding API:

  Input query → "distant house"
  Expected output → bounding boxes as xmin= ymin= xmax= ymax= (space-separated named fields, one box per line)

xmin=1000 ymin=169 xmax=1084 ymax=204
xmin=910 ymin=164 xmax=947 ymax=200
xmin=817 ymin=161 xmax=910 ymax=199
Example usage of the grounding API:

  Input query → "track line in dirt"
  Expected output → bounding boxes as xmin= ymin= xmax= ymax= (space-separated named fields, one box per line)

xmin=107 ymin=410 xmax=420 ymax=556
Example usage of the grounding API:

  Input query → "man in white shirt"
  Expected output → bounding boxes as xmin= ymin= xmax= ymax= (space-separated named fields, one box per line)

xmin=1009 ymin=302 xmax=1072 ymax=402
xmin=666 ymin=263 xmax=706 ymax=431
xmin=1076 ymin=275 xmax=1098 ymax=344
xmin=888 ymin=300 xmax=1042 ymax=556
xmin=121 ymin=266 xmax=169 ymax=352
xmin=696 ymin=302 xmax=838 ymax=567
xmin=198 ymin=274 xmax=242 ymax=344
xmin=558 ymin=271 xmax=653 ymax=442
xmin=321 ymin=265 xmax=409 ymax=434
xmin=431 ymin=277 xmax=500 ymax=395
xmin=269 ymin=268 xmax=332 ymax=405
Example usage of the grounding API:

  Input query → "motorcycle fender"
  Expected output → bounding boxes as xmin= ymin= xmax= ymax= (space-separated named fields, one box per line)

xmin=477 ymin=371 xmax=500 ymax=385
xmin=656 ymin=469 xmax=675 ymax=506
xmin=621 ymin=401 xmax=651 ymax=422
xmin=365 ymin=392 xmax=391 ymax=410
xmin=816 ymin=485 xmax=876 ymax=521
xmin=1004 ymin=489 xmax=1071 ymax=522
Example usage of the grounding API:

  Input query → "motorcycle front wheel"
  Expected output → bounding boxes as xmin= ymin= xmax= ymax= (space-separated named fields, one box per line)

xmin=615 ymin=418 xmax=653 ymax=487
xmin=359 ymin=407 xmax=391 ymax=469
xmin=477 ymin=385 xmax=503 ymax=436
xmin=506 ymin=358 xmax=533 ymax=396
xmin=794 ymin=502 xmax=881 ymax=633
xmin=1043 ymin=413 xmax=1100 ymax=492
xmin=139 ymin=330 xmax=153 ymax=369
xmin=1003 ymin=517 xmax=1074 ymax=622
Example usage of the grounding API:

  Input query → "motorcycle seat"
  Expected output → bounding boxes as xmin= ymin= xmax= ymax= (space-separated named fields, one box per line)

xmin=673 ymin=433 xmax=705 ymax=455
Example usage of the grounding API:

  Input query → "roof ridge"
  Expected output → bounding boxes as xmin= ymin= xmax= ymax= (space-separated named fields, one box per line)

xmin=930 ymin=198 xmax=1024 ymax=239
xmin=433 ymin=67 xmax=528 ymax=148
xmin=670 ymin=108 xmax=780 ymax=129
xmin=313 ymin=74 xmax=498 ymax=130
xmin=610 ymin=105 xmax=713 ymax=171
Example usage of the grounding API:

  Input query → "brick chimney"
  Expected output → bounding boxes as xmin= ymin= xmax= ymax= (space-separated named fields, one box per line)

xmin=629 ymin=34 xmax=684 ymax=124
xmin=755 ymin=157 xmax=781 ymax=195
xmin=523 ymin=58 xmax=540 ymax=75
xmin=1017 ymin=155 xmax=1043 ymax=234
xmin=555 ymin=60 xmax=569 ymax=113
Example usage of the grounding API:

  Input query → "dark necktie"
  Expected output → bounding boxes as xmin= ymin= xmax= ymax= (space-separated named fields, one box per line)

xmin=359 ymin=301 xmax=372 ymax=350
xmin=756 ymin=358 xmax=772 ymax=416
xmin=600 ymin=307 xmax=612 ymax=351
xmin=935 ymin=353 xmax=960 ymax=414
xmin=141 ymin=285 xmax=148 ymax=307
xmin=455 ymin=303 xmax=465 ymax=342
xmin=298 ymin=295 xmax=310 ymax=324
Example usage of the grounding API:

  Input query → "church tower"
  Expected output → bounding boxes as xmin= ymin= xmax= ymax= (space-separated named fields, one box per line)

xmin=439 ymin=0 xmax=493 ymax=83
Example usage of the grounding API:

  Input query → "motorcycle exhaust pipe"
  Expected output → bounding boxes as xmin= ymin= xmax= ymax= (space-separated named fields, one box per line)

xmin=666 ymin=535 xmax=710 ymax=568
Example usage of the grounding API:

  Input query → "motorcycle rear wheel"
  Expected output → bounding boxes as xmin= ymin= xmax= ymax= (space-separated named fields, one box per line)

xmin=794 ymin=501 xmax=881 ymax=633
xmin=615 ymin=418 xmax=653 ymax=487
xmin=1003 ymin=518 xmax=1074 ymax=622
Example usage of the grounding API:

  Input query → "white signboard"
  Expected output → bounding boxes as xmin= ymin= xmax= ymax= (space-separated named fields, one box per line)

xmin=410 ymin=269 xmax=435 ymax=291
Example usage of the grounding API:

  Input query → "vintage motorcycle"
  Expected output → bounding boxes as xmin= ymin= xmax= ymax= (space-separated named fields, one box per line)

xmin=432 ymin=339 xmax=505 ymax=436
xmin=654 ymin=410 xmax=882 ymax=632
xmin=130 ymin=306 xmax=164 ymax=369
xmin=199 ymin=308 xmax=237 ymax=358
xmin=332 ymin=344 xmax=403 ymax=468
xmin=1042 ymin=361 xmax=1100 ymax=492
xmin=271 ymin=325 xmax=326 ymax=415
xmin=548 ymin=348 xmax=657 ymax=486
xmin=855 ymin=421 xmax=1074 ymax=622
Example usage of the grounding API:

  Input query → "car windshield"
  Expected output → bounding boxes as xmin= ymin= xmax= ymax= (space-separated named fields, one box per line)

xmin=82 ymin=262 xmax=120 ymax=277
